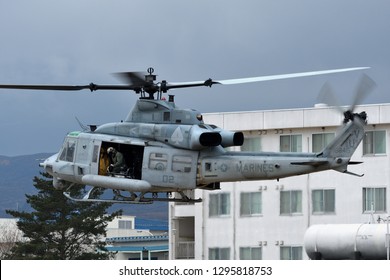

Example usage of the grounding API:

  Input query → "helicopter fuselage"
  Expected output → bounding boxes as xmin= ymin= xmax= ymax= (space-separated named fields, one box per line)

xmin=1 ymin=66 xmax=372 ymax=204
xmin=40 ymin=111 xmax=365 ymax=199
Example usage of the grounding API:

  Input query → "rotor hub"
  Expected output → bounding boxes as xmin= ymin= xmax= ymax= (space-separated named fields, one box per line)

xmin=343 ymin=110 xmax=367 ymax=123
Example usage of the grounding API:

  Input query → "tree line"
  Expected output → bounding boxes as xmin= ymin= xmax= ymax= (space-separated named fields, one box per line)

xmin=1 ymin=173 xmax=121 ymax=260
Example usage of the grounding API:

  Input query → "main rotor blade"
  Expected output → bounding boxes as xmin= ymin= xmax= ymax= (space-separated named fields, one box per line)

xmin=166 ymin=67 xmax=370 ymax=91
xmin=0 ymin=84 xmax=139 ymax=92
xmin=113 ymin=71 xmax=148 ymax=86
xmin=0 ymin=66 xmax=370 ymax=94
xmin=0 ymin=84 xmax=91 ymax=91
xmin=214 ymin=67 xmax=370 ymax=85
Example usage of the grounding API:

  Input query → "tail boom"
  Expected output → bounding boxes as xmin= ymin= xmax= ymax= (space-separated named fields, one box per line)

xmin=197 ymin=112 xmax=367 ymax=185
xmin=319 ymin=112 xmax=366 ymax=175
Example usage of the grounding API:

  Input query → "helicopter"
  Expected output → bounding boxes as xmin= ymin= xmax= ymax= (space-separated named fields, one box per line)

xmin=0 ymin=66 xmax=375 ymax=204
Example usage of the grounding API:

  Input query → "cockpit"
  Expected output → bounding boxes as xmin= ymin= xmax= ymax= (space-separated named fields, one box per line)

xmin=58 ymin=132 xmax=79 ymax=162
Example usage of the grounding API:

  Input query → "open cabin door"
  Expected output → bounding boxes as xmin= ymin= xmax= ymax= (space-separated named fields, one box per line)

xmin=98 ymin=141 xmax=145 ymax=179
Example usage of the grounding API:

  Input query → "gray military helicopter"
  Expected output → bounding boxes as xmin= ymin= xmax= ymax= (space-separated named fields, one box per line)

xmin=0 ymin=67 xmax=374 ymax=204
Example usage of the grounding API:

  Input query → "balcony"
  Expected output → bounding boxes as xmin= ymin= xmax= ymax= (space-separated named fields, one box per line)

xmin=175 ymin=241 xmax=194 ymax=259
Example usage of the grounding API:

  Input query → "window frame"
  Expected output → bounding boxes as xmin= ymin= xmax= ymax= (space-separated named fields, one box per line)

xmin=312 ymin=132 xmax=335 ymax=153
xmin=280 ymin=246 xmax=303 ymax=260
xmin=241 ymin=136 xmax=262 ymax=152
xmin=58 ymin=138 xmax=77 ymax=163
xmin=312 ymin=189 xmax=336 ymax=214
xmin=209 ymin=247 xmax=230 ymax=260
xmin=118 ymin=220 xmax=132 ymax=229
xmin=239 ymin=246 xmax=262 ymax=260
xmin=363 ymin=130 xmax=386 ymax=156
xmin=280 ymin=190 xmax=302 ymax=215
xmin=209 ymin=192 xmax=231 ymax=217
xmin=280 ymin=134 xmax=302 ymax=152
xmin=363 ymin=187 xmax=386 ymax=213
xmin=240 ymin=192 xmax=262 ymax=216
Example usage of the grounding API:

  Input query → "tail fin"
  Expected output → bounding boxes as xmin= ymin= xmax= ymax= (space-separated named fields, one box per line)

xmin=320 ymin=112 xmax=366 ymax=160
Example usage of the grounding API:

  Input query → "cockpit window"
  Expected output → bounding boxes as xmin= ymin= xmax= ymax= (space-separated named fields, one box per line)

xmin=59 ymin=139 xmax=76 ymax=162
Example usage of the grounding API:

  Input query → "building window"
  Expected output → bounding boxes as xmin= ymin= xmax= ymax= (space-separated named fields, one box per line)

xmin=312 ymin=133 xmax=335 ymax=153
xmin=280 ymin=135 xmax=302 ymax=152
xmin=280 ymin=246 xmax=303 ymax=260
xmin=312 ymin=189 xmax=335 ymax=214
xmin=280 ymin=190 xmax=302 ymax=215
xmin=209 ymin=247 xmax=230 ymax=260
xmin=209 ymin=193 xmax=230 ymax=217
xmin=363 ymin=187 xmax=386 ymax=213
xmin=241 ymin=137 xmax=261 ymax=152
xmin=363 ymin=131 xmax=386 ymax=155
xmin=240 ymin=247 xmax=262 ymax=260
xmin=118 ymin=220 xmax=132 ymax=229
xmin=240 ymin=192 xmax=262 ymax=216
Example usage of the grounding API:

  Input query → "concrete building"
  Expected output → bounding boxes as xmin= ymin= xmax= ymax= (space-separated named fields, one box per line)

xmin=105 ymin=216 xmax=169 ymax=260
xmin=0 ymin=218 xmax=24 ymax=259
xmin=169 ymin=103 xmax=390 ymax=260
xmin=1 ymin=216 xmax=169 ymax=260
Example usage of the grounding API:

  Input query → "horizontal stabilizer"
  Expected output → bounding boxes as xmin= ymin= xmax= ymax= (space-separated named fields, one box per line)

xmin=343 ymin=170 xmax=364 ymax=177
xmin=290 ymin=160 xmax=329 ymax=167
xmin=334 ymin=166 xmax=364 ymax=177
xmin=348 ymin=161 xmax=363 ymax=165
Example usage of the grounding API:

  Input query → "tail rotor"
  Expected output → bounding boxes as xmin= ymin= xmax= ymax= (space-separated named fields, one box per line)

xmin=317 ymin=73 xmax=376 ymax=123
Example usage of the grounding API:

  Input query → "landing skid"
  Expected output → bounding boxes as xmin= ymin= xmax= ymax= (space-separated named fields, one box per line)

xmin=63 ymin=192 xmax=153 ymax=204
xmin=63 ymin=187 xmax=202 ymax=204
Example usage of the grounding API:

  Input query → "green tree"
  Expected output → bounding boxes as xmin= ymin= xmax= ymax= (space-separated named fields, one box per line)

xmin=6 ymin=173 xmax=121 ymax=259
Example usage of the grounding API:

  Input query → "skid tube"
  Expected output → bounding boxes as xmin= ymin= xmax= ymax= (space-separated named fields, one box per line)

xmin=63 ymin=186 xmax=202 ymax=204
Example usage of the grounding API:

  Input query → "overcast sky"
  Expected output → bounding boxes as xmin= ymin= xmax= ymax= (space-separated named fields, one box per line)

xmin=0 ymin=0 xmax=389 ymax=156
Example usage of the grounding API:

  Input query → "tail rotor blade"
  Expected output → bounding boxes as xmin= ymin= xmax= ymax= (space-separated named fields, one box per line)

xmin=316 ymin=73 xmax=376 ymax=124
xmin=350 ymin=73 xmax=376 ymax=112
xmin=317 ymin=81 xmax=344 ymax=114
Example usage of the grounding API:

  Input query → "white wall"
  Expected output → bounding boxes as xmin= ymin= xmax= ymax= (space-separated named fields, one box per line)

xmin=171 ymin=104 xmax=390 ymax=260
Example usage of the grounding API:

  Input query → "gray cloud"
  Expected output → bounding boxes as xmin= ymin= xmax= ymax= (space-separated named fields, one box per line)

xmin=0 ymin=0 xmax=389 ymax=155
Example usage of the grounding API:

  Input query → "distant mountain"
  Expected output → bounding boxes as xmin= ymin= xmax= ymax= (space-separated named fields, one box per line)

xmin=0 ymin=154 xmax=168 ymax=220
xmin=0 ymin=153 xmax=49 ymax=216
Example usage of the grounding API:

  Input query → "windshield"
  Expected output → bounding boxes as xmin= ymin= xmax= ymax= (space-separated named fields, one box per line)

xmin=58 ymin=138 xmax=76 ymax=162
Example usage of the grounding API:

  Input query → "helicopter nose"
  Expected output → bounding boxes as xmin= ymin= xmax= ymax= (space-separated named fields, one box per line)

xmin=39 ymin=153 xmax=58 ymax=175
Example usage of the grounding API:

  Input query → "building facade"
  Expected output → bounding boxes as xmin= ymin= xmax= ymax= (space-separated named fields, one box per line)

xmin=105 ymin=216 xmax=169 ymax=260
xmin=169 ymin=103 xmax=390 ymax=260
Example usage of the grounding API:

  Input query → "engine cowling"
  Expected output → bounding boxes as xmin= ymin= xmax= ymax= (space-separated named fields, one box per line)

xmin=186 ymin=125 xmax=222 ymax=149
xmin=94 ymin=122 xmax=244 ymax=150
xmin=219 ymin=130 xmax=244 ymax=147
xmin=207 ymin=125 xmax=244 ymax=148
